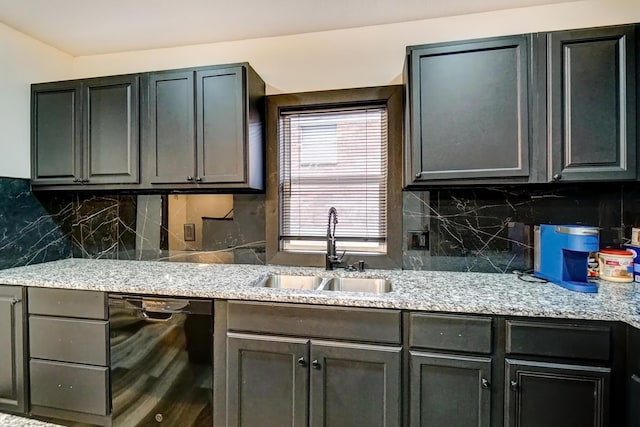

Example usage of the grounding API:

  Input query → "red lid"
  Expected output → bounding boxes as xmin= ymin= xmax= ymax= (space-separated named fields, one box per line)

xmin=599 ymin=248 xmax=633 ymax=256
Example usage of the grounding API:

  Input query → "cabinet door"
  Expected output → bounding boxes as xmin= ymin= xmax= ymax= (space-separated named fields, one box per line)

xmin=31 ymin=81 xmax=82 ymax=185
xmin=147 ymin=70 xmax=197 ymax=184
xmin=547 ymin=25 xmax=636 ymax=182
xmin=408 ymin=35 xmax=530 ymax=183
xmin=83 ymin=75 xmax=139 ymax=184
xmin=196 ymin=66 xmax=246 ymax=184
xmin=505 ymin=359 xmax=610 ymax=427
xmin=309 ymin=340 xmax=401 ymax=427
xmin=226 ymin=333 xmax=309 ymax=427
xmin=0 ymin=286 xmax=25 ymax=414
xmin=628 ymin=326 xmax=640 ymax=427
xmin=410 ymin=351 xmax=491 ymax=427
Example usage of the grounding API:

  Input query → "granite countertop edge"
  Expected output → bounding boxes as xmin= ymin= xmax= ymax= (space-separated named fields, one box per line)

xmin=0 ymin=258 xmax=638 ymax=329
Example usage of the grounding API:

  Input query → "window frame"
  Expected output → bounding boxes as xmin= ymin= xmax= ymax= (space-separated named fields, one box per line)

xmin=266 ymin=86 xmax=403 ymax=269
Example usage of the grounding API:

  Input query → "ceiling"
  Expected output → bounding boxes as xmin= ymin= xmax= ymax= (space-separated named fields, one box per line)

xmin=0 ymin=0 xmax=576 ymax=56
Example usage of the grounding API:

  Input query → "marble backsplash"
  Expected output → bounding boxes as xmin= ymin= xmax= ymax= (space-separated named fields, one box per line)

xmin=403 ymin=183 xmax=638 ymax=273
xmin=1 ymin=177 xmax=639 ymax=274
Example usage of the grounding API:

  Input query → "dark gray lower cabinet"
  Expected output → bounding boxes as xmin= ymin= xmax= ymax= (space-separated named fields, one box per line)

xmin=410 ymin=352 xmax=491 ymax=427
xmin=309 ymin=340 xmax=401 ymax=427
xmin=0 ymin=286 xmax=25 ymax=414
xmin=505 ymin=359 xmax=610 ymax=427
xmin=226 ymin=333 xmax=309 ymax=427
xmin=628 ymin=326 xmax=640 ymax=427
xmin=226 ymin=332 xmax=401 ymax=427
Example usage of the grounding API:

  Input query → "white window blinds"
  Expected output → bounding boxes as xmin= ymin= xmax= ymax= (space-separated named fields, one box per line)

xmin=279 ymin=105 xmax=388 ymax=253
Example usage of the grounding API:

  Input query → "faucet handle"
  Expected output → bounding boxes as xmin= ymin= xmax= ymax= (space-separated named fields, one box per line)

xmin=344 ymin=260 xmax=365 ymax=272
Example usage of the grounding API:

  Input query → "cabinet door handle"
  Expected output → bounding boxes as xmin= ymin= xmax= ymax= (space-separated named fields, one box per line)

xmin=81 ymin=179 xmax=89 ymax=183
xmin=632 ymin=374 xmax=640 ymax=384
xmin=187 ymin=176 xmax=194 ymax=182
xmin=510 ymin=380 xmax=518 ymax=392
xmin=72 ymin=177 xmax=80 ymax=183
xmin=481 ymin=378 xmax=490 ymax=389
xmin=552 ymin=173 xmax=562 ymax=182
xmin=195 ymin=176 xmax=202 ymax=182
xmin=414 ymin=172 xmax=422 ymax=179
xmin=297 ymin=357 xmax=307 ymax=367
xmin=311 ymin=360 xmax=321 ymax=370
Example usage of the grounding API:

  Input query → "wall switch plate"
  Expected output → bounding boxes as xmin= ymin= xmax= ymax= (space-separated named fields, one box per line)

xmin=184 ymin=223 xmax=196 ymax=241
xmin=408 ymin=231 xmax=429 ymax=250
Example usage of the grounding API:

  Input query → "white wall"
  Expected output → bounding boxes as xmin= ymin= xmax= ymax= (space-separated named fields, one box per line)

xmin=2 ymin=0 xmax=640 ymax=178
xmin=0 ymin=22 xmax=73 ymax=179
xmin=72 ymin=0 xmax=640 ymax=94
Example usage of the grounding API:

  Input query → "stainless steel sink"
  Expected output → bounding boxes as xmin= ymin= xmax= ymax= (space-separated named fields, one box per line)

xmin=258 ymin=274 xmax=328 ymax=290
xmin=322 ymin=277 xmax=392 ymax=294
xmin=257 ymin=274 xmax=392 ymax=294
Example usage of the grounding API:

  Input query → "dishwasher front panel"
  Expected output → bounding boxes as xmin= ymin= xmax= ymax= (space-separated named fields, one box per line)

xmin=109 ymin=295 xmax=213 ymax=426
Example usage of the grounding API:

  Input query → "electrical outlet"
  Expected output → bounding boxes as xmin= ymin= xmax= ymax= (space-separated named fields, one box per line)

xmin=408 ymin=231 xmax=429 ymax=250
xmin=184 ymin=223 xmax=196 ymax=241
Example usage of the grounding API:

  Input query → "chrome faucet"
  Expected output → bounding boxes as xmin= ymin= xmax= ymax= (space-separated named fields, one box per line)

xmin=326 ymin=207 xmax=343 ymax=270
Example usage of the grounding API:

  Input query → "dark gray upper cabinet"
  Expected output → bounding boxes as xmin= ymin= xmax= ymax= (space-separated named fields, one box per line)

xmin=147 ymin=70 xmax=196 ymax=184
xmin=0 ymin=286 xmax=26 ymax=415
xmin=406 ymin=35 xmax=531 ymax=185
xmin=545 ymin=25 xmax=637 ymax=182
xmin=31 ymin=81 xmax=82 ymax=185
xmin=505 ymin=359 xmax=610 ymax=427
xmin=83 ymin=76 xmax=139 ymax=185
xmin=31 ymin=75 xmax=140 ymax=187
xmin=144 ymin=63 xmax=265 ymax=190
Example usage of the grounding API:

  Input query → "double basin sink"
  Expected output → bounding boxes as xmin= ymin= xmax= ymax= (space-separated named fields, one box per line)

xmin=257 ymin=274 xmax=392 ymax=294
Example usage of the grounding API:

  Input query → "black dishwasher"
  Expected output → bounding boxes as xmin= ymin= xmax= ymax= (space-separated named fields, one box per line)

xmin=108 ymin=295 xmax=213 ymax=426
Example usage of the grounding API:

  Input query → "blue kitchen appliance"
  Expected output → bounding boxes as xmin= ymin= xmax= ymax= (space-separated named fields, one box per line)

xmin=534 ymin=224 xmax=599 ymax=293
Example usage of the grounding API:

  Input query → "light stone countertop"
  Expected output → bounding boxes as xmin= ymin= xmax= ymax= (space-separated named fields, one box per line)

xmin=0 ymin=258 xmax=638 ymax=328
xmin=0 ymin=413 xmax=62 ymax=426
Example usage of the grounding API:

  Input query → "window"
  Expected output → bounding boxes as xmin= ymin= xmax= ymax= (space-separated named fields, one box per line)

xmin=266 ymin=86 xmax=403 ymax=269
xmin=280 ymin=107 xmax=388 ymax=253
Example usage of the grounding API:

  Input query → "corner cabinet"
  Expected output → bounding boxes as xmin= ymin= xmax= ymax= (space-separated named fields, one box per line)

xmin=218 ymin=301 xmax=402 ymax=427
xmin=31 ymin=75 xmax=140 ymax=186
xmin=628 ymin=326 xmax=640 ymax=427
xmin=405 ymin=35 xmax=532 ymax=185
xmin=143 ymin=63 xmax=265 ymax=190
xmin=545 ymin=25 xmax=637 ymax=182
xmin=504 ymin=319 xmax=615 ymax=427
xmin=0 ymin=286 xmax=26 ymax=415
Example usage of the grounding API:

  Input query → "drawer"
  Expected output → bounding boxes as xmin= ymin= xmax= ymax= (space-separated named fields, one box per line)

xmin=30 ymin=359 xmax=109 ymax=415
xmin=28 ymin=288 xmax=107 ymax=319
xmin=506 ymin=320 xmax=611 ymax=361
xmin=30 ymin=316 xmax=108 ymax=365
xmin=227 ymin=301 xmax=402 ymax=344
xmin=409 ymin=313 xmax=493 ymax=354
